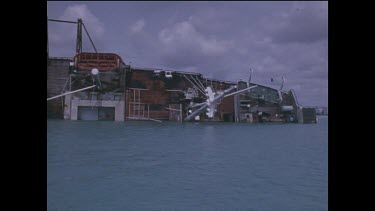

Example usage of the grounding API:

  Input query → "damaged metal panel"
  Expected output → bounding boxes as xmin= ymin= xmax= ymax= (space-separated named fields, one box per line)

xmin=48 ymin=55 xmax=315 ymax=123
xmin=73 ymin=52 xmax=125 ymax=72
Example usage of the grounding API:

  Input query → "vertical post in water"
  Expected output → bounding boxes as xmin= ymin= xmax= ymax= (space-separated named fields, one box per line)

xmin=123 ymin=70 xmax=127 ymax=121
xmin=234 ymin=93 xmax=239 ymax=122
xmin=138 ymin=89 xmax=140 ymax=118
xmin=128 ymin=94 xmax=130 ymax=119
xmin=69 ymin=74 xmax=72 ymax=91
xmin=180 ymin=104 xmax=183 ymax=122
xmin=133 ymin=89 xmax=135 ymax=118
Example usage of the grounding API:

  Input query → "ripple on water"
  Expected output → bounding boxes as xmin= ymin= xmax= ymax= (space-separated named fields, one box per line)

xmin=48 ymin=119 xmax=328 ymax=211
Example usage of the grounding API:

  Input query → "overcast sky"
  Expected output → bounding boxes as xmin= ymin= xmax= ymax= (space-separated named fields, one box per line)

xmin=47 ymin=1 xmax=328 ymax=107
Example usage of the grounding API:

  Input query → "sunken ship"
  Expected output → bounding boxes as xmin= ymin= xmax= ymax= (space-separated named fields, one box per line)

xmin=47 ymin=18 xmax=316 ymax=123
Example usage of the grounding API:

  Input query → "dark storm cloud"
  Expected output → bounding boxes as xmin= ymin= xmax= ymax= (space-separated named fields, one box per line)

xmin=47 ymin=1 xmax=328 ymax=106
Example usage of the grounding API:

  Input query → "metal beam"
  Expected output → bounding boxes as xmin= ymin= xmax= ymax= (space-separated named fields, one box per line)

xmin=166 ymin=89 xmax=184 ymax=92
xmin=128 ymin=88 xmax=149 ymax=90
xmin=186 ymin=102 xmax=206 ymax=109
xmin=184 ymin=86 xmax=236 ymax=121
xmin=224 ymin=85 xmax=257 ymax=98
xmin=47 ymin=85 xmax=96 ymax=101
xmin=164 ymin=107 xmax=181 ymax=112
xmin=76 ymin=19 xmax=82 ymax=54
xmin=183 ymin=75 xmax=205 ymax=95
xmin=190 ymin=75 xmax=205 ymax=91
xmin=194 ymin=76 xmax=206 ymax=91
xmin=47 ymin=18 xmax=78 ymax=24
xmin=48 ymin=18 xmax=97 ymax=54
xmin=82 ymin=23 xmax=98 ymax=53
xmin=126 ymin=117 xmax=162 ymax=122
xmin=184 ymin=104 xmax=209 ymax=121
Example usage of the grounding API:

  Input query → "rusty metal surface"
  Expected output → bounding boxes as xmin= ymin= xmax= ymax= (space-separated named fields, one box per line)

xmin=74 ymin=52 xmax=125 ymax=71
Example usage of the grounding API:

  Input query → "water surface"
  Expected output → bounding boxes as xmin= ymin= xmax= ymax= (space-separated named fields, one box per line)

xmin=47 ymin=118 xmax=328 ymax=211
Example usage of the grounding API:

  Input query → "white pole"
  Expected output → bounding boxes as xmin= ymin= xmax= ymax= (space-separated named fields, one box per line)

xmin=133 ymin=89 xmax=135 ymax=117
xmin=128 ymin=93 xmax=130 ymax=118
xmin=138 ymin=89 xmax=140 ymax=118
xmin=224 ymin=85 xmax=257 ymax=98
xmin=47 ymin=85 xmax=96 ymax=101
xmin=165 ymin=107 xmax=181 ymax=112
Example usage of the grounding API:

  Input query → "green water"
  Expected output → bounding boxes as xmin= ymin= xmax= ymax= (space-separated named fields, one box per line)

xmin=47 ymin=118 xmax=328 ymax=211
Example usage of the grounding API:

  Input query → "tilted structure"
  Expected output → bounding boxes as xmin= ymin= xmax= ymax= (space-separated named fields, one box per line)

xmin=47 ymin=18 xmax=316 ymax=123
